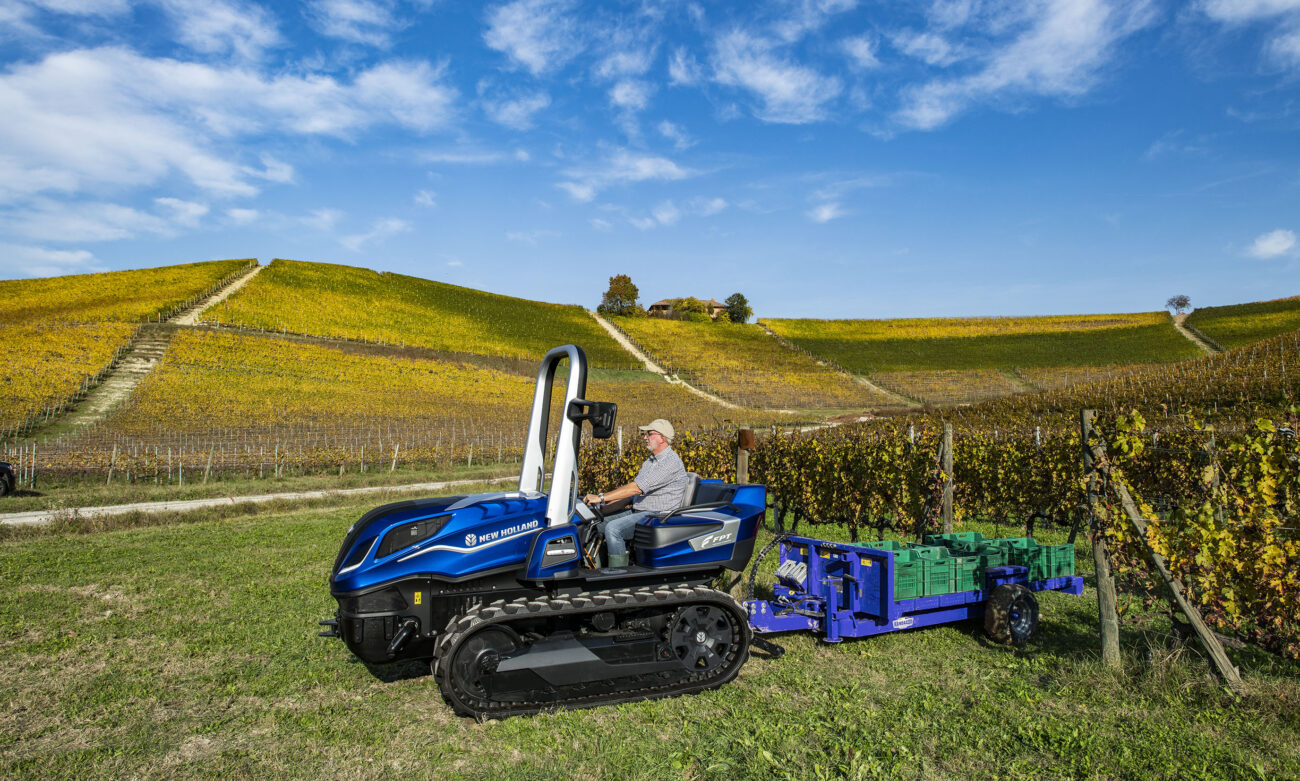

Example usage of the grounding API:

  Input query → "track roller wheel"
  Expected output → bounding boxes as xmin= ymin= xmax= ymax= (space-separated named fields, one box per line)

xmin=669 ymin=604 xmax=740 ymax=673
xmin=446 ymin=625 xmax=521 ymax=704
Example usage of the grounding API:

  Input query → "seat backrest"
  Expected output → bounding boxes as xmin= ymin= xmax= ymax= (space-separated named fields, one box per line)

xmin=678 ymin=472 xmax=700 ymax=509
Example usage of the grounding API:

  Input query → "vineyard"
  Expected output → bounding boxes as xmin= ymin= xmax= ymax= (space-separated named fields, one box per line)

xmin=201 ymin=259 xmax=638 ymax=369
xmin=0 ymin=323 xmax=139 ymax=433
xmin=0 ymin=260 xmax=255 ymax=437
xmin=14 ymin=329 xmax=779 ymax=480
xmin=1185 ymin=296 xmax=1300 ymax=350
xmin=574 ymin=328 xmax=1300 ymax=658
xmin=610 ymin=315 xmax=899 ymax=410
xmin=762 ymin=311 xmax=1197 ymax=372
xmin=0 ymin=259 xmax=252 ymax=324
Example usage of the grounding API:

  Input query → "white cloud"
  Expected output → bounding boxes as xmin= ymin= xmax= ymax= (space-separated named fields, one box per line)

xmin=895 ymin=0 xmax=1157 ymax=130
xmin=2 ymin=242 xmax=99 ymax=277
xmin=808 ymin=202 xmax=846 ymax=222
xmin=842 ymin=34 xmax=881 ymax=69
xmin=668 ymin=47 xmax=704 ymax=86
xmin=484 ymin=0 xmax=581 ymax=75
xmin=418 ymin=149 xmax=511 ymax=164
xmin=481 ymin=87 xmax=551 ymax=129
xmin=652 ymin=200 xmax=680 ymax=226
xmin=628 ymin=215 xmax=657 ymax=230
xmin=154 ymin=196 xmax=208 ymax=227
xmin=772 ymin=0 xmax=858 ymax=43
xmin=1202 ymin=0 xmax=1300 ymax=70
xmin=414 ymin=189 xmax=436 ymax=207
xmin=595 ymin=46 xmax=656 ymax=80
xmin=1199 ymin=0 xmax=1300 ymax=23
xmin=557 ymin=148 xmax=693 ymax=201
xmin=0 ymin=198 xmax=173 ymax=242
xmin=1248 ymin=228 xmax=1297 ymax=258
xmin=657 ymin=120 xmax=693 ymax=149
xmin=890 ymin=30 xmax=965 ymax=66
xmin=811 ymin=174 xmax=891 ymax=201
xmin=689 ymin=196 xmax=727 ymax=216
xmin=306 ymin=0 xmax=400 ymax=46
xmin=156 ymin=0 xmax=281 ymax=61
xmin=244 ymin=153 xmax=294 ymax=183
xmin=225 ymin=207 xmax=258 ymax=224
xmin=505 ymin=228 xmax=560 ymax=244
xmin=341 ymin=217 xmax=410 ymax=250
xmin=712 ymin=30 xmax=842 ymax=123
xmin=302 ymin=208 xmax=344 ymax=231
xmin=1270 ymin=26 xmax=1300 ymax=68
xmin=589 ymin=217 xmax=613 ymax=231
xmin=447 ymin=259 xmax=463 ymax=267
xmin=0 ymin=47 xmax=457 ymax=203
xmin=610 ymin=79 xmax=653 ymax=110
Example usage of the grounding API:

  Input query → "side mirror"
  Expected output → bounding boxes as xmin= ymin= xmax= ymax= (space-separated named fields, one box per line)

xmin=567 ymin=399 xmax=618 ymax=439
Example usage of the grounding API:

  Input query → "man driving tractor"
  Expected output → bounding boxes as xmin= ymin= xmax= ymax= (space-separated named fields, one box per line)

xmin=582 ymin=418 xmax=688 ymax=567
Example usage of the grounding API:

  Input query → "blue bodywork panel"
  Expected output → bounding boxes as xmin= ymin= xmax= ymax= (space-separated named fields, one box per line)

xmin=745 ymin=535 xmax=1084 ymax=642
xmin=331 ymin=491 xmax=548 ymax=593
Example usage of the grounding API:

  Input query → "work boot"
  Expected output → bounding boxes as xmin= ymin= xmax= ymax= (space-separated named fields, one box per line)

xmin=608 ymin=553 xmax=629 ymax=568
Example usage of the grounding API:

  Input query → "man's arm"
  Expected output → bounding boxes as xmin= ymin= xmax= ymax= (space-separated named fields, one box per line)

xmin=583 ymin=481 xmax=641 ymax=506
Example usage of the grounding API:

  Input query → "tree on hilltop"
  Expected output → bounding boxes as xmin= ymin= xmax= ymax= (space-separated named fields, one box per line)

xmin=598 ymin=274 xmax=645 ymax=316
xmin=671 ymin=297 xmax=711 ymax=322
xmin=1166 ymin=294 xmax=1190 ymax=315
xmin=725 ymin=292 xmax=752 ymax=324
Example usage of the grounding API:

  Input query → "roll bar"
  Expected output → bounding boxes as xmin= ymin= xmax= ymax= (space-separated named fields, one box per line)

xmin=518 ymin=345 xmax=588 ymax=527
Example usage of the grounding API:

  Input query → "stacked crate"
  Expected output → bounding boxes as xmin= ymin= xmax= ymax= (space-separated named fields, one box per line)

xmin=859 ymin=533 xmax=1076 ymax=601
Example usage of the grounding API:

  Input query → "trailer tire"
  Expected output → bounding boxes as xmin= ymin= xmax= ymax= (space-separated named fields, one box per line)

xmin=985 ymin=584 xmax=1038 ymax=646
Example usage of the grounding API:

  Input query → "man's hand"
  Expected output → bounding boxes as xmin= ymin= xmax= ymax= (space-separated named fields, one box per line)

xmin=583 ymin=493 xmax=601 ymax=506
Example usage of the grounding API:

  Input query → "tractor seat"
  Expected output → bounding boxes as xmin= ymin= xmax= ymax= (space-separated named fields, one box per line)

xmin=678 ymin=472 xmax=700 ymax=509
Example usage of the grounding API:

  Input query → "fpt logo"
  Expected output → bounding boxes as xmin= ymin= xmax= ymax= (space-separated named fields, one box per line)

xmin=464 ymin=532 xmax=477 ymax=547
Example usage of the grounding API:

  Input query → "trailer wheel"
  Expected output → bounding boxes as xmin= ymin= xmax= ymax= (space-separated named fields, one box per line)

xmin=985 ymin=584 xmax=1038 ymax=645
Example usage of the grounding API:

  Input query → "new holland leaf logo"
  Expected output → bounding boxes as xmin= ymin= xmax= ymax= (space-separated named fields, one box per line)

xmin=464 ymin=533 xmax=477 ymax=546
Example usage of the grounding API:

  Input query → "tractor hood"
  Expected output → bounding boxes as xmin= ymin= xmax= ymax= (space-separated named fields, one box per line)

xmin=330 ymin=491 xmax=549 ymax=594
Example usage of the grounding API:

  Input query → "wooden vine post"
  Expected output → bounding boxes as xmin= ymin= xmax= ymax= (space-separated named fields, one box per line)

xmin=941 ymin=423 xmax=954 ymax=533
xmin=1085 ymin=436 xmax=1243 ymax=691
xmin=736 ymin=428 xmax=754 ymax=485
xmin=1082 ymin=409 xmax=1121 ymax=667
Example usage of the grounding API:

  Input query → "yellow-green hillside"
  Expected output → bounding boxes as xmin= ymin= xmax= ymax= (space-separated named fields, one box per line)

xmin=1184 ymin=297 xmax=1300 ymax=350
xmin=611 ymin=316 xmax=899 ymax=410
xmin=203 ymin=259 xmax=637 ymax=368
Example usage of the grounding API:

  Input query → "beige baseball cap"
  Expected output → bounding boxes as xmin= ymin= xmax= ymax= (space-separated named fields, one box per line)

xmin=638 ymin=418 xmax=675 ymax=443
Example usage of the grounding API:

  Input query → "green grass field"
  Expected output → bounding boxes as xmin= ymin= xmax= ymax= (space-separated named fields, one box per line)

xmin=1185 ymin=297 xmax=1300 ymax=350
xmin=3 ymin=506 xmax=1296 ymax=780
xmin=764 ymin=313 xmax=1200 ymax=373
xmin=203 ymin=259 xmax=638 ymax=368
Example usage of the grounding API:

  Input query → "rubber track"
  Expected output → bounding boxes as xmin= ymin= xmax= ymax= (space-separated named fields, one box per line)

xmin=432 ymin=584 xmax=750 ymax=719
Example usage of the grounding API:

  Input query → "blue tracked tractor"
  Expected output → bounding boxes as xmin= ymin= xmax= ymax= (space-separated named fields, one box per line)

xmin=319 ymin=345 xmax=766 ymax=718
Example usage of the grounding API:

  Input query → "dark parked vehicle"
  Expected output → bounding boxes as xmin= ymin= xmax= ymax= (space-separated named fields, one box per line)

xmin=0 ymin=462 xmax=14 ymax=497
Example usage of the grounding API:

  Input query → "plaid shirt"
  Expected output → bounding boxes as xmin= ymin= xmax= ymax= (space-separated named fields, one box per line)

xmin=632 ymin=447 xmax=687 ymax=513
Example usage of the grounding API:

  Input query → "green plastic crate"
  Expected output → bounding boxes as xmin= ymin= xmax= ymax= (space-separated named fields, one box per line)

xmin=892 ymin=550 xmax=924 ymax=600
xmin=1010 ymin=542 xmax=1048 ymax=580
xmin=857 ymin=539 xmax=906 ymax=552
xmin=950 ymin=542 xmax=1006 ymax=570
xmin=1039 ymin=543 xmax=1075 ymax=579
xmin=951 ymin=555 xmax=982 ymax=593
xmin=923 ymin=532 xmax=986 ymax=547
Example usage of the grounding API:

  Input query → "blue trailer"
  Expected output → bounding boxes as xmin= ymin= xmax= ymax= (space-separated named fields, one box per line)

xmin=745 ymin=535 xmax=1084 ymax=645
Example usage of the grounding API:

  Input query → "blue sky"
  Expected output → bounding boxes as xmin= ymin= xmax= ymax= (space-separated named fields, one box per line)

xmin=1 ymin=0 xmax=1298 ymax=319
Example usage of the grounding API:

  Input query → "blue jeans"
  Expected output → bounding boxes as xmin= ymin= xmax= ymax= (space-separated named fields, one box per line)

xmin=600 ymin=509 xmax=650 ymax=556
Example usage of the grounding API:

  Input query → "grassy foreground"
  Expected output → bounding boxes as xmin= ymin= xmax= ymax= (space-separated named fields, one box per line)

xmin=2 ymin=504 xmax=1298 ymax=780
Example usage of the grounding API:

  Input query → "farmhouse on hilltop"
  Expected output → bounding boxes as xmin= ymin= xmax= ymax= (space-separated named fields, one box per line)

xmin=648 ymin=298 xmax=729 ymax=319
